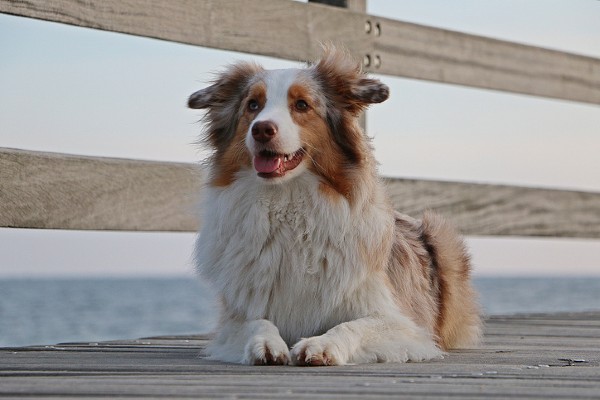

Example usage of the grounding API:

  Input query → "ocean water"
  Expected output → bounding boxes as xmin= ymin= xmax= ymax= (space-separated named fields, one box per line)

xmin=1 ymin=277 xmax=599 ymax=348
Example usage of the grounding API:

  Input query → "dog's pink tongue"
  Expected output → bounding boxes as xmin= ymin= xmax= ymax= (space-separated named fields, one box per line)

xmin=254 ymin=155 xmax=282 ymax=173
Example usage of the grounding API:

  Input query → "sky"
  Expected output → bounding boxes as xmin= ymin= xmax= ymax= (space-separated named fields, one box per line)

xmin=1 ymin=0 xmax=599 ymax=277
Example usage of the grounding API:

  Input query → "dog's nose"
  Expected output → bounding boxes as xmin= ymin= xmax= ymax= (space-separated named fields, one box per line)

xmin=251 ymin=120 xmax=277 ymax=143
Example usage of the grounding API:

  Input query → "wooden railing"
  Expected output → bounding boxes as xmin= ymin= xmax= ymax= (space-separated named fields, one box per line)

xmin=1 ymin=0 xmax=599 ymax=239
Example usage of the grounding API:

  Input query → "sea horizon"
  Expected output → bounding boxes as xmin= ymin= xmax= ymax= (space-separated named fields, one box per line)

xmin=1 ymin=276 xmax=599 ymax=348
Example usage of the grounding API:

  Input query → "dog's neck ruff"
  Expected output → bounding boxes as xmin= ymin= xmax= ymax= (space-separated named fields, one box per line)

xmin=195 ymin=170 xmax=393 ymax=344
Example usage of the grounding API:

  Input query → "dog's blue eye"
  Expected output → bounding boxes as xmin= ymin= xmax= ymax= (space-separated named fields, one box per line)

xmin=248 ymin=99 xmax=259 ymax=112
xmin=295 ymin=99 xmax=309 ymax=112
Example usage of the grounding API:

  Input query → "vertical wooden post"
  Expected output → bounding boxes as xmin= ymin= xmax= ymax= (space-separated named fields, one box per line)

xmin=309 ymin=0 xmax=368 ymax=132
xmin=308 ymin=0 xmax=365 ymax=10
xmin=345 ymin=0 xmax=367 ymax=13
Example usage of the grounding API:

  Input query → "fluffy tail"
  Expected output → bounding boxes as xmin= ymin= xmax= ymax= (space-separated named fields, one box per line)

xmin=420 ymin=211 xmax=483 ymax=349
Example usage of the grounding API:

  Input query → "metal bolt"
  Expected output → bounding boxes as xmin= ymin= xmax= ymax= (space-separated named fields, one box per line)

xmin=374 ymin=55 xmax=381 ymax=68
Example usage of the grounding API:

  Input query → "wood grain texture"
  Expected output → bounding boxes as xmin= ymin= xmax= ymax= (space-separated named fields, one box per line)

xmin=0 ymin=148 xmax=203 ymax=232
xmin=372 ymin=17 xmax=600 ymax=104
xmin=1 ymin=312 xmax=599 ymax=399
xmin=383 ymin=178 xmax=600 ymax=238
xmin=1 ymin=0 xmax=599 ymax=104
xmin=2 ymin=148 xmax=600 ymax=237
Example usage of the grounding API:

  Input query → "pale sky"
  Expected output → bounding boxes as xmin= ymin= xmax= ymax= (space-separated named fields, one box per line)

xmin=1 ymin=0 xmax=599 ymax=277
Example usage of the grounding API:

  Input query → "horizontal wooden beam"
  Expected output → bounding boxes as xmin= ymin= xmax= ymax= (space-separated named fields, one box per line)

xmin=383 ymin=178 xmax=600 ymax=238
xmin=0 ymin=148 xmax=203 ymax=232
xmin=1 ymin=0 xmax=599 ymax=105
xmin=2 ymin=148 xmax=599 ymax=238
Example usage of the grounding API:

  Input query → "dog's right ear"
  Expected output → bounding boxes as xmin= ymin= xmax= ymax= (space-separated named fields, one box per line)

xmin=188 ymin=87 xmax=215 ymax=109
xmin=188 ymin=62 xmax=263 ymax=110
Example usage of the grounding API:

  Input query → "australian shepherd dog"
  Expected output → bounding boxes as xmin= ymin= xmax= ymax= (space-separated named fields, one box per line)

xmin=188 ymin=46 xmax=481 ymax=366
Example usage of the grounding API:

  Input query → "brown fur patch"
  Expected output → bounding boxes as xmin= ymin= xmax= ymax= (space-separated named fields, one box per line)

xmin=312 ymin=56 xmax=364 ymax=165
xmin=210 ymin=83 xmax=268 ymax=186
xmin=286 ymin=82 xmax=354 ymax=201
xmin=310 ymin=46 xmax=388 ymax=166
xmin=420 ymin=211 xmax=482 ymax=350
xmin=210 ymin=127 xmax=251 ymax=187
xmin=386 ymin=211 xmax=482 ymax=350
xmin=301 ymin=118 xmax=356 ymax=201
xmin=386 ymin=213 xmax=439 ymax=334
xmin=300 ymin=46 xmax=389 ymax=201
xmin=188 ymin=62 xmax=264 ymax=187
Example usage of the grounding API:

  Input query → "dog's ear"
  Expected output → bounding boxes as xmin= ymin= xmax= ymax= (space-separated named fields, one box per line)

xmin=351 ymin=77 xmax=389 ymax=105
xmin=188 ymin=87 xmax=215 ymax=109
xmin=313 ymin=45 xmax=389 ymax=113
xmin=188 ymin=62 xmax=263 ymax=110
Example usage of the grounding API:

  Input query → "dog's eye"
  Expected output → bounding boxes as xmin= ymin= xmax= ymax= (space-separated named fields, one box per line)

xmin=295 ymin=99 xmax=309 ymax=112
xmin=247 ymin=99 xmax=259 ymax=112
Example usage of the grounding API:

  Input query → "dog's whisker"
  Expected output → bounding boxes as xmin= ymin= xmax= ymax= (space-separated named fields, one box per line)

xmin=300 ymin=144 xmax=328 ymax=173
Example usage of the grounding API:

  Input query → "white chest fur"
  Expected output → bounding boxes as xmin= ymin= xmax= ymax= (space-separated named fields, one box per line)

xmin=195 ymin=171 xmax=393 ymax=344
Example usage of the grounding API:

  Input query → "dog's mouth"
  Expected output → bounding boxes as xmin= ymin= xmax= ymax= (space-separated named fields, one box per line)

xmin=253 ymin=148 xmax=305 ymax=178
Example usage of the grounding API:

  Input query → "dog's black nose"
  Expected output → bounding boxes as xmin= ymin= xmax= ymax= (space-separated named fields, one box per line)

xmin=251 ymin=120 xmax=277 ymax=143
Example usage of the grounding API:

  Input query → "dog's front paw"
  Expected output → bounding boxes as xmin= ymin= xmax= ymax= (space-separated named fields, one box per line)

xmin=243 ymin=335 xmax=291 ymax=366
xmin=290 ymin=336 xmax=345 ymax=366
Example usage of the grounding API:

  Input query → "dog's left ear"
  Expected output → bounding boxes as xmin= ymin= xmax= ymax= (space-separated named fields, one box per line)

xmin=313 ymin=45 xmax=390 ymax=113
xmin=351 ymin=77 xmax=390 ymax=105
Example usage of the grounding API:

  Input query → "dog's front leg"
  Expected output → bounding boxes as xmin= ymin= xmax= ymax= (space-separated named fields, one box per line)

xmin=290 ymin=315 xmax=442 ymax=366
xmin=208 ymin=318 xmax=291 ymax=365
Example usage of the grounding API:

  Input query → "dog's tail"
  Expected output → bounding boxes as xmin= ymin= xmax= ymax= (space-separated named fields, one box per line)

xmin=420 ymin=211 xmax=483 ymax=350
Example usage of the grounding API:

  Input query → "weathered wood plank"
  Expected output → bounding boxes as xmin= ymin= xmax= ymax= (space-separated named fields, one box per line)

xmin=372 ymin=17 xmax=600 ymax=104
xmin=383 ymin=178 xmax=600 ymax=238
xmin=1 ymin=313 xmax=599 ymax=399
xmin=0 ymin=0 xmax=360 ymax=65
xmin=0 ymin=148 xmax=203 ymax=232
xmin=2 ymin=148 xmax=600 ymax=237
xmin=1 ymin=0 xmax=599 ymax=105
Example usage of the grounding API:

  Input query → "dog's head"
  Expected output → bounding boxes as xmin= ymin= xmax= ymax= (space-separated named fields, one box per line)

xmin=189 ymin=46 xmax=389 ymax=197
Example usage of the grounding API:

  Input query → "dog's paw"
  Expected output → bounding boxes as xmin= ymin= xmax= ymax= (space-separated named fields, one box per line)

xmin=290 ymin=336 xmax=345 ymax=366
xmin=243 ymin=335 xmax=291 ymax=366
xmin=404 ymin=340 xmax=445 ymax=363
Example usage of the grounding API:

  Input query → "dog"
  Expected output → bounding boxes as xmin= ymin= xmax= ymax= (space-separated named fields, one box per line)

xmin=188 ymin=46 xmax=481 ymax=366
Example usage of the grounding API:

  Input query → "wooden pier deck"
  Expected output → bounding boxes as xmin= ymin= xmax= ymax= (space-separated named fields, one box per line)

xmin=1 ymin=312 xmax=599 ymax=399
